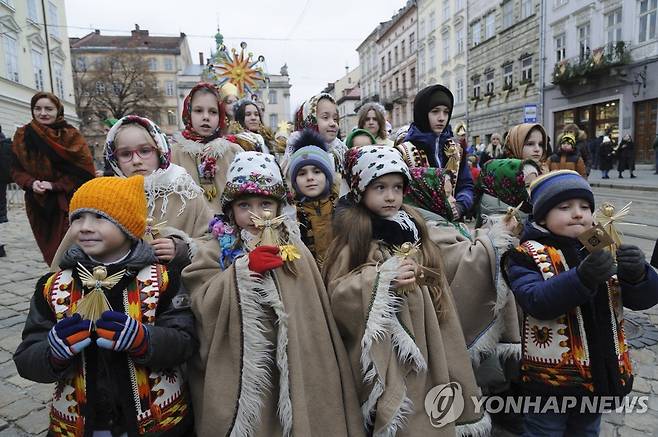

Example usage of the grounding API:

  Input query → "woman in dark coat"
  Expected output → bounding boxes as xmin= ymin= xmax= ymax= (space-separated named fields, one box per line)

xmin=10 ymin=92 xmax=95 ymax=265
xmin=617 ymin=134 xmax=636 ymax=178
xmin=598 ymin=135 xmax=614 ymax=179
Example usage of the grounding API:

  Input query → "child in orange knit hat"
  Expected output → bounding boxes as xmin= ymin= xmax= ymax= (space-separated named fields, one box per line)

xmin=14 ymin=175 xmax=197 ymax=437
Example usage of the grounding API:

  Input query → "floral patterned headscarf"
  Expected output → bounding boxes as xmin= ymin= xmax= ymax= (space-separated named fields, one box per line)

xmin=219 ymin=151 xmax=290 ymax=214
xmin=181 ymin=82 xmax=226 ymax=143
xmin=344 ymin=145 xmax=411 ymax=202
xmin=104 ymin=115 xmax=171 ymax=177
xmin=294 ymin=93 xmax=336 ymax=131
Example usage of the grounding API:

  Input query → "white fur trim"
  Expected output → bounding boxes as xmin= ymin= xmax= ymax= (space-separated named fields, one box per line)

xmin=360 ymin=256 xmax=427 ymax=433
xmin=232 ymin=256 xmax=293 ymax=436
xmin=468 ymin=214 xmax=520 ymax=366
xmin=144 ymin=163 xmax=203 ymax=218
xmin=456 ymin=411 xmax=492 ymax=437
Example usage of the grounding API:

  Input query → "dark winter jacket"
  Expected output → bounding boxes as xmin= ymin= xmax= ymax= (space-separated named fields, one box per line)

xmin=599 ymin=141 xmax=615 ymax=171
xmin=14 ymin=240 xmax=197 ymax=436
xmin=502 ymin=221 xmax=658 ymax=398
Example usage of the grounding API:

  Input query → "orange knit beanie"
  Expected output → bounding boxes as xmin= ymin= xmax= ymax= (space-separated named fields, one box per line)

xmin=69 ymin=176 xmax=147 ymax=239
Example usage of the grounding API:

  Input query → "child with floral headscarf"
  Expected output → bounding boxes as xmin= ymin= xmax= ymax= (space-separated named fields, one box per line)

xmin=171 ymin=82 xmax=244 ymax=213
xmin=182 ymin=151 xmax=365 ymax=436
xmin=324 ymin=145 xmax=490 ymax=436
xmin=51 ymin=115 xmax=212 ymax=272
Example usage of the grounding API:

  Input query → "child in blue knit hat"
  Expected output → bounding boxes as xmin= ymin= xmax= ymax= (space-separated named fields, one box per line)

xmin=502 ymin=170 xmax=658 ymax=435
xmin=287 ymin=129 xmax=336 ymax=267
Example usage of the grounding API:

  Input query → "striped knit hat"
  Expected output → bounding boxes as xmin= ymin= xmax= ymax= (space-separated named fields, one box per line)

xmin=288 ymin=129 xmax=334 ymax=198
xmin=69 ymin=176 xmax=147 ymax=240
xmin=529 ymin=170 xmax=594 ymax=221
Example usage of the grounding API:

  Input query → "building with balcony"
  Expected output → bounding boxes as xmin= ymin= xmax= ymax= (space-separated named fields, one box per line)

xmin=417 ymin=0 xmax=468 ymax=126
xmin=467 ymin=0 xmax=541 ymax=146
xmin=356 ymin=26 xmax=383 ymax=109
xmin=377 ymin=0 xmax=418 ymax=130
xmin=543 ymin=0 xmax=658 ymax=162
xmin=0 ymin=0 xmax=78 ymax=138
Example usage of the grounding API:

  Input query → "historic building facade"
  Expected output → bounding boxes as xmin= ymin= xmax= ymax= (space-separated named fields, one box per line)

xmin=0 ymin=0 xmax=77 ymax=137
xmin=467 ymin=0 xmax=541 ymax=145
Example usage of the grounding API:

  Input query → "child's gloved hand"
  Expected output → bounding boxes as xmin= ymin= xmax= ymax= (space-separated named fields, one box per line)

xmin=48 ymin=313 xmax=92 ymax=364
xmin=248 ymin=245 xmax=283 ymax=275
xmin=95 ymin=311 xmax=148 ymax=357
xmin=616 ymin=244 xmax=647 ymax=283
xmin=577 ymin=250 xmax=616 ymax=290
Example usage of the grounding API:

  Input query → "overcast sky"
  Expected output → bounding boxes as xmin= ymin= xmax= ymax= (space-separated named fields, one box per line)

xmin=64 ymin=0 xmax=406 ymax=110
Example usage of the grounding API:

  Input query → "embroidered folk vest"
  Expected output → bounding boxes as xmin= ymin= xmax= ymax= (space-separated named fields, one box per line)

xmin=43 ymin=264 xmax=189 ymax=437
xmin=517 ymin=241 xmax=633 ymax=393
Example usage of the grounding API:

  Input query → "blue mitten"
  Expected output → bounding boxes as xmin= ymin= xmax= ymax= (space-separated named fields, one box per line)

xmin=95 ymin=311 xmax=149 ymax=357
xmin=48 ymin=313 xmax=92 ymax=364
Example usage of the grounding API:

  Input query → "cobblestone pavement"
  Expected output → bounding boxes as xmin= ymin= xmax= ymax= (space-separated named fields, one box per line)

xmin=1 ymin=184 xmax=658 ymax=435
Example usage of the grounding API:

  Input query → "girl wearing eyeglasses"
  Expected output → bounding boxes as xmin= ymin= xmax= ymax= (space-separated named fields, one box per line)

xmin=50 ymin=115 xmax=212 ymax=272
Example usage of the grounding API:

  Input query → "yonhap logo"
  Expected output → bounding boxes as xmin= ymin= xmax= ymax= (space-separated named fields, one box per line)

xmin=424 ymin=382 xmax=465 ymax=428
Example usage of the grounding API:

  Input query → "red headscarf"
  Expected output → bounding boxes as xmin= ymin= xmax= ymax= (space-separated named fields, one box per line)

xmin=181 ymin=82 xmax=226 ymax=143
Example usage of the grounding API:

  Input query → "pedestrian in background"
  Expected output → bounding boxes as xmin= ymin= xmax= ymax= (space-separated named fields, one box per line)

xmin=617 ymin=134 xmax=636 ymax=178
xmin=10 ymin=92 xmax=95 ymax=265
xmin=0 ymin=126 xmax=10 ymax=257
xmin=561 ymin=123 xmax=590 ymax=175
xmin=549 ymin=132 xmax=587 ymax=178
xmin=598 ymin=135 xmax=614 ymax=179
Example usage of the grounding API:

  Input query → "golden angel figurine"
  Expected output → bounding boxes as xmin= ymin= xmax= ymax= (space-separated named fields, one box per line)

xmin=594 ymin=201 xmax=634 ymax=260
xmin=443 ymin=139 xmax=461 ymax=194
xmin=392 ymin=241 xmax=421 ymax=295
xmin=143 ymin=217 xmax=167 ymax=243
xmin=249 ymin=210 xmax=301 ymax=264
xmin=73 ymin=264 xmax=125 ymax=323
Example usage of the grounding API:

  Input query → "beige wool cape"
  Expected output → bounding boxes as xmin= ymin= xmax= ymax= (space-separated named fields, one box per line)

xmin=324 ymin=242 xmax=491 ymax=437
xmin=426 ymin=217 xmax=522 ymax=365
xmin=182 ymin=237 xmax=366 ymax=437
xmin=171 ymin=134 xmax=244 ymax=214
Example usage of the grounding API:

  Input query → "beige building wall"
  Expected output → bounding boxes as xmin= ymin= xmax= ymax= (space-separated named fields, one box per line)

xmin=378 ymin=0 xmax=418 ymax=130
xmin=418 ymin=0 xmax=468 ymax=126
xmin=356 ymin=28 xmax=381 ymax=105
xmin=0 ymin=0 xmax=78 ymax=138
xmin=333 ymin=66 xmax=361 ymax=135
xmin=466 ymin=0 xmax=541 ymax=145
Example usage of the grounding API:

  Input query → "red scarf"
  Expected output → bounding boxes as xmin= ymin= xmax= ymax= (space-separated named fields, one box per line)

xmin=181 ymin=82 xmax=226 ymax=143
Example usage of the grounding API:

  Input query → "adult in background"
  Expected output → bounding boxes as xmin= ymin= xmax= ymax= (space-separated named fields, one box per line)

xmin=480 ymin=132 xmax=504 ymax=166
xmin=598 ymin=135 xmax=614 ymax=179
xmin=617 ymin=134 xmax=636 ymax=178
xmin=10 ymin=92 xmax=95 ymax=265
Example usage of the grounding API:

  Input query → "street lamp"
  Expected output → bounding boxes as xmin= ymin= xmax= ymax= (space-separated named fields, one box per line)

xmin=632 ymin=65 xmax=647 ymax=97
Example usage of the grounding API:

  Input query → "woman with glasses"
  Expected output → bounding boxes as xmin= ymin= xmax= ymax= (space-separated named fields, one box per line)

xmin=50 ymin=115 xmax=212 ymax=272
xmin=10 ymin=92 xmax=95 ymax=265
